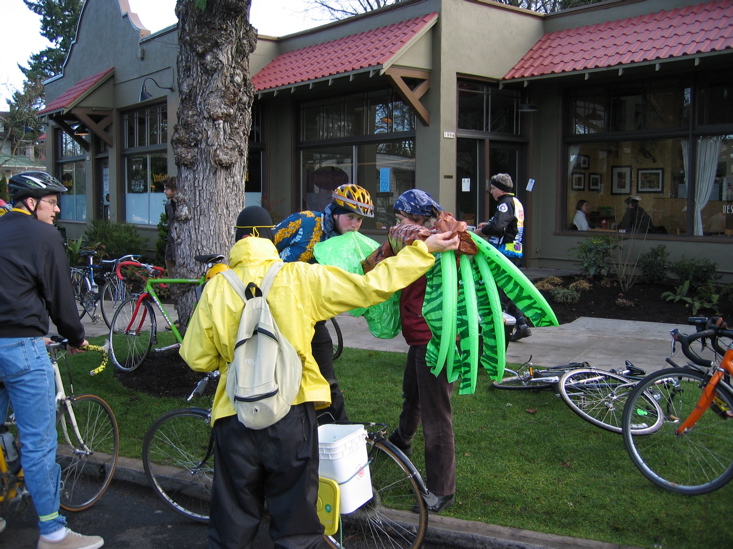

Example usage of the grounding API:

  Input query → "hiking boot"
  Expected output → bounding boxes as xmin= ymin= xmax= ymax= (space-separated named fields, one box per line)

xmin=388 ymin=429 xmax=412 ymax=457
xmin=509 ymin=325 xmax=532 ymax=342
xmin=37 ymin=529 xmax=104 ymax=549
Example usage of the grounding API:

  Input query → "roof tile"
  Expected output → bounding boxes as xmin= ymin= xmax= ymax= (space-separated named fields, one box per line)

xmin=253 ymin=13 xmax=438 ymax=92
xmin=504 ymin=0 xmax=733 ymax=80
xmin=38 ymin=68 xmax=115 ymax=115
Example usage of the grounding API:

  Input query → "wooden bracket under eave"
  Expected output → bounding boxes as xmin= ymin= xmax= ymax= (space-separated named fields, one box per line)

xmin=71 ymin=107 xmax=114 ymax=148
xmin=385 ymin=67 xmax=430 ymax=126
xmin=51 ymin=116 xmax=90 ymax=152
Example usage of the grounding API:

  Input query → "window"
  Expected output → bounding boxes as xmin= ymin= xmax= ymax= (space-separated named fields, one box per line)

xmin=122 ymin=106 xmax=169 ymax=225
xmin=457 ymin=80 xmax=522 ymax=135
xmin=299 ymin=90 xmax=416 ymax=230
xmin=56 ymin=131 xmax=86 ymax=222
xmin=565 ymin=75 xmax=733 ymax=237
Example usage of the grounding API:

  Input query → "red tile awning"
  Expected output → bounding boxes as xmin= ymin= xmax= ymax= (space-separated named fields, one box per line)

xmin=253 ymin=13 xmax=438 ymax=93
xmin=504 ymin=0 xmax=733 ymax=81
xmin=38 ymin=68 xmax=115 ymax=116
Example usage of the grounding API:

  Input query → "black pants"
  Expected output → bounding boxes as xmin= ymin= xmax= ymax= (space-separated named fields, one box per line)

xmin=312 ymin=320 xmax=348 ymax=423
xmin=396 ymin=345 xmax=456 ymax=497
xmin=208 ymin=404 xmax=324 ymax=549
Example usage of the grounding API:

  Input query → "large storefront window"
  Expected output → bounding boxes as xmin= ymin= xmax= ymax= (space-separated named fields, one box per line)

xmin=123 ymin=106 xmax=168 ymax=225
xmin=565 ymin=76 xmax=733 ymax=237
xmin=458 ymin=80 xmax=522 ymax=135
xmin=299 ymin=90 xmax=416 ymax=230
xmin=56 ymin=131 xmax=86 ymax=222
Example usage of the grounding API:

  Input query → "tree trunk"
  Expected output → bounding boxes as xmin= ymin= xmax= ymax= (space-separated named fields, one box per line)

xmin=171 ymin=0 xmax=256 ymax=325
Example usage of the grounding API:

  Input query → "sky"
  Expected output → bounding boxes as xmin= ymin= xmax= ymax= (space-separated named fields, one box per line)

xmin=0 ymin=0 xmax=329 ymax=106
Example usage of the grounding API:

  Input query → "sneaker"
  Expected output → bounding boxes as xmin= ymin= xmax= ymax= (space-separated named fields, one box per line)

xmin=0 ymin=517 xmax=6 ymax=533
xmin=509 ymin=325 xmax=532 ymax=342
xmin=387 ymin=429 xmax=412 ymax=457
xmin=38 ymin=529 xmax=104 ymax=549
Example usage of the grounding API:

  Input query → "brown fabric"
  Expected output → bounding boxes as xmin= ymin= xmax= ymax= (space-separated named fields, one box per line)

xmin=361 ymin=211 xmax=477 ymax=274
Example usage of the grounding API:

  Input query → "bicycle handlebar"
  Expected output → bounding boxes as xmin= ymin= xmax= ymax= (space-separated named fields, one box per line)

xmin=671 ymin=316 xmax=733 ymax=368
xmin=46 ymin=336 xmax=110 ymax=376
xmin=115 ymin=261 xmax=166 ymax=281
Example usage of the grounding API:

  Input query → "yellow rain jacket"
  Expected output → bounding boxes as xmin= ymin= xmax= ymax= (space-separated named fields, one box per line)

xmin=180 ymin=236 xmax=437 ymax=424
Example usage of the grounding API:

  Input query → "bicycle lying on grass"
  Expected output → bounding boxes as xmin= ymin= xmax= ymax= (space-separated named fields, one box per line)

xmin=108 ymin=254 xmax=225 ymax=372
xmin=142 ymin=372 xmax=431 ymax=548
xmin=493 ymin=357 xmax=655 ymax=434
xmin=0 ymin=337 xmax=118 ymax=515
xmin=622 ymin=316 xmax=733 ymax=495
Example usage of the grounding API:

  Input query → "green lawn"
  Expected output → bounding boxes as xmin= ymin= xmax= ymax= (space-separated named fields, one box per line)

xmin=67 ymin=338 xmax=732 ymax=549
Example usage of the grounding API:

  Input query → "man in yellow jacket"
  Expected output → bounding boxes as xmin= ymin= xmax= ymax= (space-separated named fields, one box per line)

xmin=180 ymin=206 xmax=459 ymax=549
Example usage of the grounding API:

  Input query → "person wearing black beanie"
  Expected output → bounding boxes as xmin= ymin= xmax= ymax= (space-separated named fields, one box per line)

xmin=234 ymin=205 xmax=275 ymax=241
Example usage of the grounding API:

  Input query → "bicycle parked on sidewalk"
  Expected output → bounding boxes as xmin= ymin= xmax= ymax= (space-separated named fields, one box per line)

xmin=70 ymin=250 xmax=140 ymax=328
xmin=108 ymin=254 xmax=226 ymax=372
xmin=0 ymin=337 xmax=119 ymax=515
xmin=142 ymin=372 xmax=430 ymax=548
xmin=622 ymin=316 xmax=733 ymax=495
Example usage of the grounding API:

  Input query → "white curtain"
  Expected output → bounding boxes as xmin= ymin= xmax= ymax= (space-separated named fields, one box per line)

xmin=693 ymin=137 xmax=723 ymax=235
xmin=567 ymin=145 xmax=580 ymax=179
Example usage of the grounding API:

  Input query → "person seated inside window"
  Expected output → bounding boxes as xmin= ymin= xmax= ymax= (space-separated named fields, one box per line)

xmin=617 ymin=196 xmax=654 ymax=233
xmin=572 ymin=200 xmax=590 ymax=231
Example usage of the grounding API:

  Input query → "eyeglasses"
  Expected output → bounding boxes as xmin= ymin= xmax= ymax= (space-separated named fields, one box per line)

xmin=39 ymin=198 xmax=60 ymax=208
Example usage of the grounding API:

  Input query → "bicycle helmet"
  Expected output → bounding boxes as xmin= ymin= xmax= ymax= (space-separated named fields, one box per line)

xmin=331 ymin=184 xmax=374 ymax=218
xmin=9 ymin=171 xmax=68 ymax=201
xmin=205 ymin=263 xmax=231 ymax=282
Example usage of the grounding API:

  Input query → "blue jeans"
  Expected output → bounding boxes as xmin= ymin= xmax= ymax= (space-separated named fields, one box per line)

xmin=0 ymin=337 xmax=66 ymax=536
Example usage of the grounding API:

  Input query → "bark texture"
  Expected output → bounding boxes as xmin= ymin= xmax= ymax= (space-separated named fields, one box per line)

xmin=171 ymin=0 xmax=257 ymax=324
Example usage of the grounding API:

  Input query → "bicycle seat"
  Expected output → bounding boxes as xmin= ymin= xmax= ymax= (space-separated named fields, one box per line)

xmin=194 ymin=254 xmax=225 ymax=265
xmin=80 ymin=250 xmax=97 ymax=257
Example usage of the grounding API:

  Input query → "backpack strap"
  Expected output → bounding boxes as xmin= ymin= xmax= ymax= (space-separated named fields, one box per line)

xmin=220 ymin=263 xmax=285 ymax=302
xmin=259 ymin=262 xmax=285 ymax=298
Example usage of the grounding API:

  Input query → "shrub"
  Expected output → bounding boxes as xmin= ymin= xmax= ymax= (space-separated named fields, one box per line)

xmin=670 ymin=256 xmax=720 ymax=287
xmin=569 ymin=279 xmax=592 ymax=292
xmin=0 ymin=176 xmax=8 ymax=202
xmin=717 ymin=284 xmax=733 ymax=320
xmin=637 ymin=245 xmax=671 ymax=284
xmin=569 ymin=236 xmax=618 ymax=278
xmin=550 ymin=287 xmax=581 ymax=304
xmin=82 ymin=220 xmax=149 ymax=260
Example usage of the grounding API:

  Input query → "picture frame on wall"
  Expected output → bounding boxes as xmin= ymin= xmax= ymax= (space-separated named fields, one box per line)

xmin=637 ymin=168 xmax=664 ymax=193
xmin=571 ymin=172 xmax=585 ymax=191
xmin=589 ymin=173 xmax=602 ymax=191
xmin=579 ymin=155 xmax=589 ymax=169
xmin=611 ymin=166 xmax=632 ymax=194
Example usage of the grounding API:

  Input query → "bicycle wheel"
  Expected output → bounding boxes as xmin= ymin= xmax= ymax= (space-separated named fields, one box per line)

xmin=328 ymin=317 xmax=344 ymax=360
xmin=70 ymin=269 xmax=93 ymax=320
xmin=57 ymin=394 xmax=119 ymax=511
xmin=100 ymin=277 xmax=130 ymax=329
xmin=324 ymin=439 xmax=428 ymax=549
xmin=622 ymin=368 xmax=733 ymax=495
xmin=142 ymin=408 xmax=214 ymax=523
xmin=109 ymin=296 xmax=156 ymax=372
xmin=558 ymin=368 xmax=662 ymax=434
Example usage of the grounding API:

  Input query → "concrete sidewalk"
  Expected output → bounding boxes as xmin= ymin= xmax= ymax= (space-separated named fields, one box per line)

xmin=334 ymin=312 xmax=690 ymax=374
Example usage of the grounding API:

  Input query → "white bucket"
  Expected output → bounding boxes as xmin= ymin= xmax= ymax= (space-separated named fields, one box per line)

xmin=317 ymin=424 xmax=372 ymax=514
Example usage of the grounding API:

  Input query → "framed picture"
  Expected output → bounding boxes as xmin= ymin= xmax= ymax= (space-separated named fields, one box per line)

xmin=589 ymin=173 xmax=602 ymax=191
xmin=611 ymin=166 xmax=632 ymax=194
xmin=637 ymin=168 xmax=664 ymax=193
xmin=579 ymin=155 xmax=590 ymax=170
xmin=571 ymin=172 xmax=585 ymax=191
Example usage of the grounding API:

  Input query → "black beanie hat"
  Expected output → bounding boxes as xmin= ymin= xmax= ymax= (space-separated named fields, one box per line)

xmin=235 ymin=206 xmax=275 ymax=241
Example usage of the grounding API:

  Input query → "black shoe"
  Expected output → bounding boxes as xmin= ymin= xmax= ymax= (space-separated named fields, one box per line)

xmin=427 ymin=494 xmax=455 ymax=514
xmin=388 ymin=430 xmax=412 ymax=457
xmin=509 ymin=325 xmax=532 ymax=342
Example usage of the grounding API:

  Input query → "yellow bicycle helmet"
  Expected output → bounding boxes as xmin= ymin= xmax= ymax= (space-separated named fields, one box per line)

xmin=205 ymin=263 xmax=231 ymax=282
xmin=331 ymin=184 xmax=374 ymax=218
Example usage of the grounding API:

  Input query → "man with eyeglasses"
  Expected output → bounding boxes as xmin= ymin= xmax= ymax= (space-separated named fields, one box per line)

xmin=0 ymin=172 xmax=103 ymax=548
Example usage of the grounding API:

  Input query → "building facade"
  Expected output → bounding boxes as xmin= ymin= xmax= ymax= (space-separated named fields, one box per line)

xmin=41 ymin=0 xmax=733 ymax=276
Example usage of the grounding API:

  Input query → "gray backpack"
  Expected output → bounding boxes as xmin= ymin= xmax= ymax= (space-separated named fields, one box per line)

xmin=220 ymin=264 xmax=302 ymax=429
